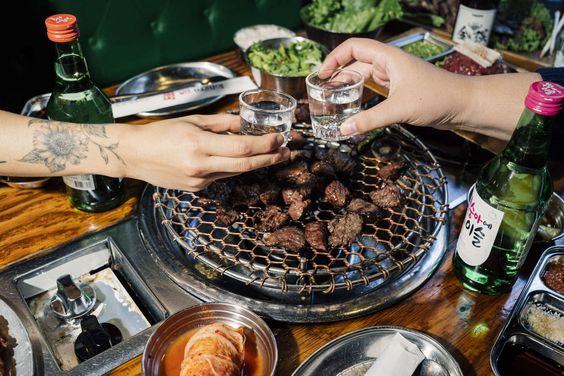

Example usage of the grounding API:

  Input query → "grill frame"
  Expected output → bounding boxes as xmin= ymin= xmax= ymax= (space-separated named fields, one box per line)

xmin=153 ymin=125 xmax=449 ymax=293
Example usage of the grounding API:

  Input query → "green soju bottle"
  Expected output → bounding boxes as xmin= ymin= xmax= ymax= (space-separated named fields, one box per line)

xmin=44 ymin=14 xmax=124 ymax=212
xmin=454 ymin=81 xmax=564 ymax=295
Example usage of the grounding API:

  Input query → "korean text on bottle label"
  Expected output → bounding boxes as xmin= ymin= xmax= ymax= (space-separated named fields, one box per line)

xmin=456 ymin=188 xmax=504 ymax=266
xmin=63 ymin=175 xmax=96 ymax=191
xmin=453 ymin=5 xmax=496 ymax=45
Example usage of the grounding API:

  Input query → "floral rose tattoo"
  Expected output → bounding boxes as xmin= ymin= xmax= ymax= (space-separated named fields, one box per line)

xmin=19 ymin=118 xmax=124 ymax=173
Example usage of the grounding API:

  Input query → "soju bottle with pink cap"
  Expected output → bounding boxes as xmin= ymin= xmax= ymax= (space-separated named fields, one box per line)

xmin=454 ymin=81 xmax=564 ymax=295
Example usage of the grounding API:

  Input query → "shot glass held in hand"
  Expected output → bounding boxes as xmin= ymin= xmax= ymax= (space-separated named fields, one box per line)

xmin=306 ymin=69 xmax=364 ymax=141
xmin=239 ymin=89 xmax=297 ymax=146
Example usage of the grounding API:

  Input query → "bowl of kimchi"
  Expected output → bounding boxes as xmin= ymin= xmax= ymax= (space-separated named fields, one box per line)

xmin=142 ymin=303 xmax=277 ymax=376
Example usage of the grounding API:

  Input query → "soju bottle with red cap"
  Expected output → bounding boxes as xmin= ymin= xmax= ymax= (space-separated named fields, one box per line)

xmin=44 ymin=14 xmax=124 ymax=212
xmin=454 ymin=81 xmax=564 ymax=295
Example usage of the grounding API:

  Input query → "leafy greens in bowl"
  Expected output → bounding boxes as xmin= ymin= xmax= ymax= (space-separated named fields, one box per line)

xmin=246 ymin=39 xmax=326 ymax=77
xmin=303 ymin=0 xmax=403 ymax=34
xmin=244 ymin=37 xmax=329 ymax=98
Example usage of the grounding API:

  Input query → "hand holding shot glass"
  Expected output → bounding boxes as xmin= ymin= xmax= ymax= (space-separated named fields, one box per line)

xmin=306 ymin=69 xmax=364 ymax=141
xmin=239 ymin=89 xmax=297 ymax=146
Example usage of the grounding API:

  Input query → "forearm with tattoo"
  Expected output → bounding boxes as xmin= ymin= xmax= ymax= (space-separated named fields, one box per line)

xmin=18 ymin=118 xmax=124 ymax=173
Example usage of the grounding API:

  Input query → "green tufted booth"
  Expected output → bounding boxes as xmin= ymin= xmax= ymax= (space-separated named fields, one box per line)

xmin=1 ymin=0 xmax=302 ymax=113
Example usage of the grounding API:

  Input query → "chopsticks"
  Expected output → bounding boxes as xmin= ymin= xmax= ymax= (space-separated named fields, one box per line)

xmin=540 ymin=10 xmax=564 ymax=58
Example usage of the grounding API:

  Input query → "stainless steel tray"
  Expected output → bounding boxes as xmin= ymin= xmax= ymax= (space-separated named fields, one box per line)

xmin=291 ymin=326 xmax=462 ymax=376
xmin=490 ymin=246 xmax=564 ymax=375
xmin=114 ymin=61 xmax=236 ymax=117
xmin=387 ymin=32 xmax=454 ymax=62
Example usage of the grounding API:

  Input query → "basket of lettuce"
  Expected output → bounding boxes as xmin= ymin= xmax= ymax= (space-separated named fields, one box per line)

xmin=301 ymin=0 xmax=403 ymax=50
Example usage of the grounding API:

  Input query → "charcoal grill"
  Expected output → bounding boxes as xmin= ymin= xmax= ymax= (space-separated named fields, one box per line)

xmin=139 ymin=124 xmax=449 ymax=321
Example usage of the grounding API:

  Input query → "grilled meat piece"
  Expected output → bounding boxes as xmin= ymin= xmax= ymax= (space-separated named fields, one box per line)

xmin=259 ymin=184 xmax=280 ymax=206
xmin=255 ymin=206 xmax=289 ymax=232
xmin=377 ymin=161 xmax=408 ymax=181
xmin=232 ymin=183 xmax=260 ymax=207
xmin=289 ymin=149 xmax=312 ymax=162
xmin=305 ymin=221 xmax=328 ymax=250
xmin=263 ymin=226 xmax=306 ymax=252
xmin=0 ymin=315 xmax=16 ymax=376
xmin=324 ymin=149 xmax=357 ymax=177
xmin=370 ymin=180 xmax=403 ymax=208
xmin=274 ymin=160 xmax=310 ymax=185
xmin=328 ymin=213 xmax=363 ymax=247
xmin=310 ymin=160 xmax=337 ymax=179
xmin=347 ymin=198 xmax=383 ymax=220
xmin=216 ymin=206 xmax=239 ymax=226
xmin=325 ymin=180 xmax=350 ymax=208
xmin=288 ymin=198 xmax=311 ymax=221
xmin=197 ymin=181 xmax=231 ymax=205
xmin=282 ymin=188 xmax=311 ymax=220
xmin=294 ymin=103 xmax=310 ymax=123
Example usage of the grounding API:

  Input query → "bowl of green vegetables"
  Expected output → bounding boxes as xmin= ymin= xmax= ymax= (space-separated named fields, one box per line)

xmin=300 ymin=0 xmax=404 ymax=51
xmin=244 ymin=36 xmax=329 ymax=98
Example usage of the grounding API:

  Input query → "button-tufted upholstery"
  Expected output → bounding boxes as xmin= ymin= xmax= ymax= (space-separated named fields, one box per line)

xmin=48 ymin=0 xmax=302 ymax=87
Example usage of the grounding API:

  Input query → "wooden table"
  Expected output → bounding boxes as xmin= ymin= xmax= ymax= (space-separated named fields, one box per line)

xmin=1 ymin=49 xmax=562 ymax=376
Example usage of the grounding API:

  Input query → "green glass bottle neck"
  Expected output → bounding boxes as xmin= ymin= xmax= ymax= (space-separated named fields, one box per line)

xmin=501 ymin=108 xmax=553 ymax=169
xmin=52 ymin=39 xmax=93 ymax=89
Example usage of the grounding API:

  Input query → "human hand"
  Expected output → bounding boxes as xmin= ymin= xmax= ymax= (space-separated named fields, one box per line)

xmin=121 ymin=114 xmax=289 ymax=191
xmin=319 ymin=38 xmax=472 ymax=136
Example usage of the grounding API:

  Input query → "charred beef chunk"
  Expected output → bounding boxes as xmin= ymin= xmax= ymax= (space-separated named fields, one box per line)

xmin=289 ymin=149 xmax=312 ymax=162
xmin=324 ymin=149 xmax=357 ymax=177
xmin=282 ymin=188 xmax=304 ymax=205
xmin=288 ymin=198 xmax=311 ymax=221
xmin=347 ymin=198 xmax=383 ymax=220
xmin=288 ymin=130 xmax=308 ymax=148
xmin=377 ymin=161 xmax=408 ymax=181
xmin=310 ymin=160 xmax=337 ymax=179
xmin=255 ymin=206 xmax=289 ymax=232
xmin=294 ymin=103 xmax=310 ymax=123
xmin=198 ymin=181 xmax=231 ymax=205
xmin=216 ymin=206 xmax=239 ymax=226
xmin=259 ymin=184 xmax=281 ymax=206
xmin=232 ymin=184 xmax=260 ymax=207
xmin=325 ymin=180 xmax=350 ymax=207
xmin=282 ymin=188 xmax=311 ymax=220
xmin=274 ymin=160 xmax=309 ymax=185
xmin=328 ymin=213 xmax=363 ymax=247
xmin=369 ymin=180 xmax=403 ymax=208
xmin=305 ymin=221 xmax=328 ymax=250
xmin=263 ymin=226 xmax=306 ymax=252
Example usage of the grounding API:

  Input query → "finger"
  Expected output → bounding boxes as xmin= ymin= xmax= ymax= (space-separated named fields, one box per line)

xmin=202 ymin=132 xmax=285 ymax=157
xmin=183 ymin=114 xmax=241 ymax=133
xmin=206 ymin=148 xmax=290 ymax=173
xmin=342 ymin=61 xmax=373 ymax=80
xmin=340 ymin=98 xmax=405 ymax=136
xmin=320 ymin=38 xmax=386 ymax=77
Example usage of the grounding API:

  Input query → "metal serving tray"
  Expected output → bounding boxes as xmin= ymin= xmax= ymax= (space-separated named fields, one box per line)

xmin=387 ymin=31 xmax=454 ymax=62
xmin=490 ymin=246 xmax=564 ymax=375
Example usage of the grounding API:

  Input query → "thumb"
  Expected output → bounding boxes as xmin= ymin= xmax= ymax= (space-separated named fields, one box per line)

xmin=340 ymin=98 xmax=404 ymax=136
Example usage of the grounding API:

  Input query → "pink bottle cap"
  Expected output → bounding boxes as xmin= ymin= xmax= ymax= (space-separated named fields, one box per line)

xmin=525 ymin=81 xmax=564 ymax=116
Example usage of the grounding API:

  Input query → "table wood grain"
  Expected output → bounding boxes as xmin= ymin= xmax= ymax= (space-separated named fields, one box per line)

xmin=1 ymin=49 xmax=562 ymax=376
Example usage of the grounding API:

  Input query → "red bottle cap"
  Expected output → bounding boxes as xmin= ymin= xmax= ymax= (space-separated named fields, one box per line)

xmin=45 ymin=14 xmax=80 ymax=43
xmin=525 ymin=81 xmax=564 ymax=116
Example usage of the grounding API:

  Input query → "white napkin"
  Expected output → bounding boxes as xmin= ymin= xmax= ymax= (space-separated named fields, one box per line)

xmin=111 ymin=76 xmax=257 ymax=118
xmin=364 ymin=333 xmax=425 ymax=376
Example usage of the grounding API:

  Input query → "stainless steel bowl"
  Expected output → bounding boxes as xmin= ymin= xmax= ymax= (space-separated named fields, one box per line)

xmin=243 ymin=36 xmax=329 ymax=99
xmin=142 ymin=303 xmax=277 ymax=376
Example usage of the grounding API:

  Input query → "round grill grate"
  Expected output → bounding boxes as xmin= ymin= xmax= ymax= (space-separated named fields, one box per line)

xmin=153 ymin=125 xmax=448 ymax=293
